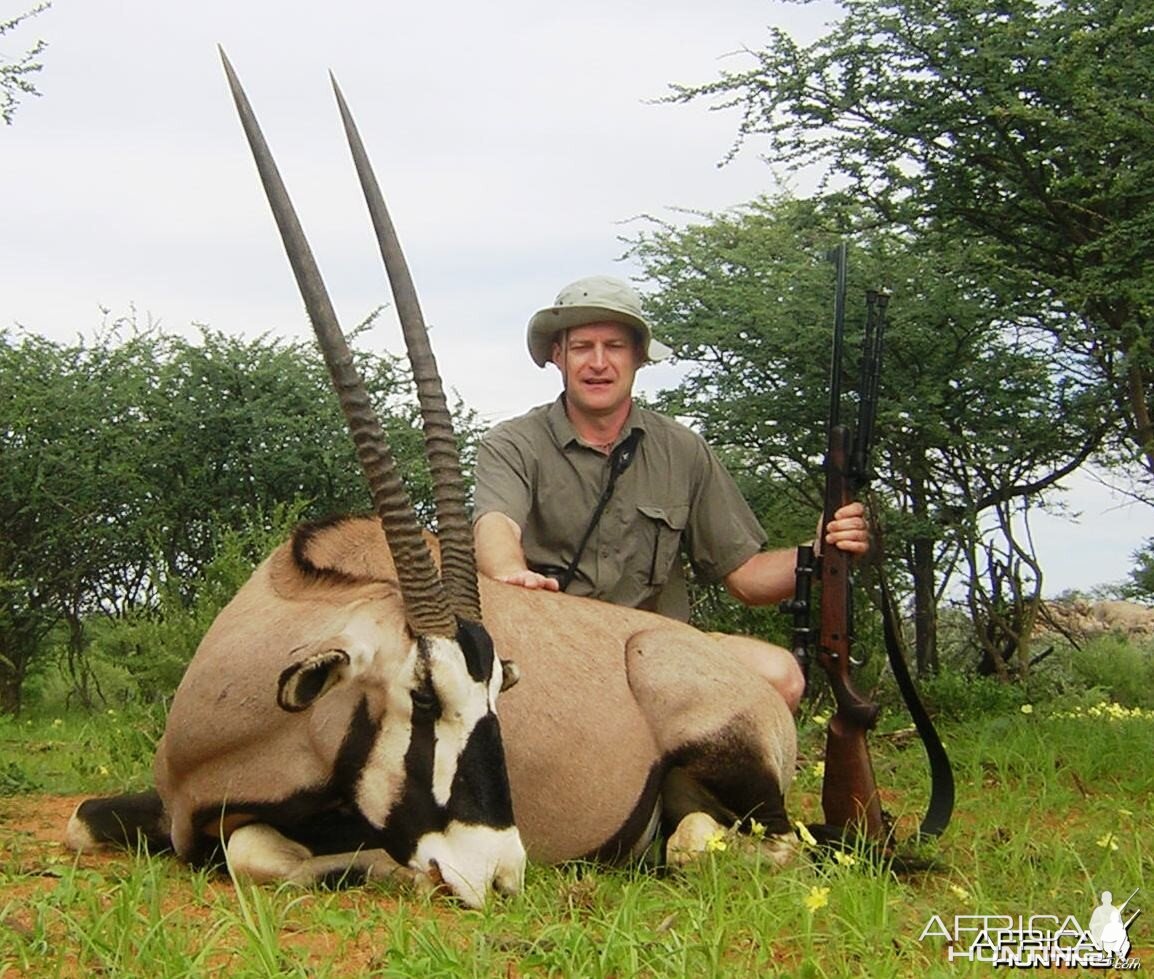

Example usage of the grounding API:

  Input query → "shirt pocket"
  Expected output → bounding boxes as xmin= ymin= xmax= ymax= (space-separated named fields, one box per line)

xmin=636 ymin=504 xmax=689 ymax=586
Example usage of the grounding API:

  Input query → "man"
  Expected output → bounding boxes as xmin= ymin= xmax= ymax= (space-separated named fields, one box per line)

xmin=473 ymin=275 xmax=869 ymax=711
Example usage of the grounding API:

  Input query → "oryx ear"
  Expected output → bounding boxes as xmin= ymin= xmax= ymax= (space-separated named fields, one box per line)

xmin=499 ymin=659 xmax=520 ymax=692
xmin=277 ymin=650 xmax=351 ymax=712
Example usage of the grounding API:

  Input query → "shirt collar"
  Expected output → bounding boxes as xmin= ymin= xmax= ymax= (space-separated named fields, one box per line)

xmin=547 ymin=395 xmax=646 ymax=451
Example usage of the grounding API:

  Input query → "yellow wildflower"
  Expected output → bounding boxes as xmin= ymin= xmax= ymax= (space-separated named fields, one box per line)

xmin=1096 ymin=832 xmax=1119 ymax=851
xmin=795 ymin=820 xmax=819 ymax=847
xmin=706 ymin=828 xmax=728 ymax=853
xmin=804 ymin=885 xmax=831 ymax=912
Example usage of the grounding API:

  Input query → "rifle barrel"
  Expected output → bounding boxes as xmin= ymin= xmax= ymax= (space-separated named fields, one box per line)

xmin=1117 ymin=887 xmax=1139 ymax=912
xmin=827 ymin=242 xmax=848 ymax=435
xmin=851 ymin=288 xmax=888 ymax=486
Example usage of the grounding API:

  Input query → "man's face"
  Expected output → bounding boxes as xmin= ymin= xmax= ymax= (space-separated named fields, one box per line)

xmin=552 ymin=322 xmax=643 ymax=417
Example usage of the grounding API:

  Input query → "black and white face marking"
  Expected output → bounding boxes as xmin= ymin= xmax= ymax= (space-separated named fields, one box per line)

xmin=354 ymin=619 xmax=524 ymax=907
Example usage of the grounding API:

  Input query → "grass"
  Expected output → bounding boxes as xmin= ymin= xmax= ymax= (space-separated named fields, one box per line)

xmin=1 ymin=677 xmax=1151 ymax=977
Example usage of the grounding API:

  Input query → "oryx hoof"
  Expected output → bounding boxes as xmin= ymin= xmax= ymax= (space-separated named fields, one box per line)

xmin=666 ymin=811 xmax=729 ymax=867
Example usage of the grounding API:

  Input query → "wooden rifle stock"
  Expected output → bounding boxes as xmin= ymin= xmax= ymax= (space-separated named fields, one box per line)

xmin=818 ymin=425 xmax=884 ymax=839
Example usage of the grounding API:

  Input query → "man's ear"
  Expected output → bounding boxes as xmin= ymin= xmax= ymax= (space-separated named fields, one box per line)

xmin=551 ymin=334 xmax=569 ymax=386
xmin=550 ymin=332 xmax=566 ymax=369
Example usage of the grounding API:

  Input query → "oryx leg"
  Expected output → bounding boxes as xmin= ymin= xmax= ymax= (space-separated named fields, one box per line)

xmin=625 ymin=628 xmax=797 ymax=863
xmin=710 ymin=632 xmax=805 ymax=713
xmin=65 ymin=790 xmax=172 ymax=854
xmin=225 ymin=823 xmax=433 ymax=892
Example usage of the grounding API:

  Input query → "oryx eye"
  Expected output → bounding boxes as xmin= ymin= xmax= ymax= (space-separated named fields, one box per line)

xmin=411 ymin=687 xmax=439 ymax=714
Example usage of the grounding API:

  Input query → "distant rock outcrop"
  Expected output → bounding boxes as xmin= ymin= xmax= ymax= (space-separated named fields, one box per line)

xmin=1038 ymin=598 xmax=1154 ymax=639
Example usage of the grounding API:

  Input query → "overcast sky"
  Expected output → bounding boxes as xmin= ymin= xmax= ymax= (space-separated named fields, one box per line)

xmin=4 ymin=0 xmax=1152 ymax=596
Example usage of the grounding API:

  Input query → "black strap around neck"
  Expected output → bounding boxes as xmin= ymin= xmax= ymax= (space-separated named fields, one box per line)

xmin=553 ymin=429 xmax=643 ymax=592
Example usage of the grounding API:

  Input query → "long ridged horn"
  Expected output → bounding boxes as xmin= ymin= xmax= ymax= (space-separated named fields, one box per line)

xmin=331 ymin=76 xmax=482 ymax=624
xmin=219 ymin=48 xmax=456 ymax=638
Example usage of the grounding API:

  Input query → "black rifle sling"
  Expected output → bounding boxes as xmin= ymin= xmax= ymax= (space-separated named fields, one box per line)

xmin=554 ymin=429 xmax=643 ymax=592
xmin=878 ymin=569 xmax=955 ymax=838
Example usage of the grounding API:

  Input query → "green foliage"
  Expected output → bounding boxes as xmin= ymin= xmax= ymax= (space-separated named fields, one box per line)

xmin=0 ymin=3 xmax=48 ymax=124
xmin=915 ymin=668 xmax=1037 ymax=723
xmin=0 ymin=318 xmax=484 ymax=713
xmin=0 ymin=758 xmax=39 ymax=795
xmin=629 ymin=195 xmax=1098 ymax=667
xmin=0 ymin=702 xmax=162 ymax=795
xmin=1123 ymin=536 xmax=1154 ymax=600
xmin=75 ymin=503 xmax=307 ymax=705
xmin=1066 ymin=634 xmax=1154 ymax=710
xmin=668 ymin=0 xmax=1154 ymax=486
xmin=915 ymin=632 xmax=1154 ymax=724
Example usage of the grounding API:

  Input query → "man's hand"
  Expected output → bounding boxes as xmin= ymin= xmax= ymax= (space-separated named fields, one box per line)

xmin=496 ymin=569 xmax=561 ymax=591
xmin=475 ymin=511 xmax=562 ymax=591
xmin=823 ymin=501 xmax=870 ymax=556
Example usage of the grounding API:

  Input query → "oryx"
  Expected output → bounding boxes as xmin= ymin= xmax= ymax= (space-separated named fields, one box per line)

xmin=66 ymin=54 xmax=798 ymax=904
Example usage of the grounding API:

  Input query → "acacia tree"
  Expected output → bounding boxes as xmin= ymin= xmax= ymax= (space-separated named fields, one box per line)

xmin=1 ymin=4 xmax=49 ymax=124
xmin=629 ymin=196 xmax=1102 ymax=672
xmin=668 ymin=0 xmax=1154 ymax=487
xmin=0 ymin=321 xmax=477 ymax=713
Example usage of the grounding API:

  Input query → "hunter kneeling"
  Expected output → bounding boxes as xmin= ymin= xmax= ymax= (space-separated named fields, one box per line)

xmin=473 ymin=275 xmax=869 ymax=712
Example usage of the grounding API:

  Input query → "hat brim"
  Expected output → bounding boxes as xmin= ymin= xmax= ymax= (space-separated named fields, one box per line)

xmin=527 ymin=305 xmax=672 ymax=367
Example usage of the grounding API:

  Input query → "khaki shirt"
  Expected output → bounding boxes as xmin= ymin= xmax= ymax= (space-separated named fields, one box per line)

xmin=473 ymin=397 xmax=767 ymax=620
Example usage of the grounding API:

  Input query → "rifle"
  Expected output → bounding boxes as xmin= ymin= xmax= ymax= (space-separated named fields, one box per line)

xmin=784 ymin=243 xmax=954 ymax=847
xmin=1116 ymin=888 xmax=1140 ymax=915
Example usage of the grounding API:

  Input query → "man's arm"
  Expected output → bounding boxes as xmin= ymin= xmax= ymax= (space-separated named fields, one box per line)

xmin=723 ymin=501 xmax=869 ymax=606
xmin=473 ymin=511 xmax=560 ymax=591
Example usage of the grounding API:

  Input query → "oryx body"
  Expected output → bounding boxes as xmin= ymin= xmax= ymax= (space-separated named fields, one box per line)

xmin=69 ymin=516 xmax=796 ymax=895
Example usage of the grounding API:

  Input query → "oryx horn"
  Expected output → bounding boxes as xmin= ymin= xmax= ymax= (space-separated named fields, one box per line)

xmin=331 ymin=75 xmax=481 ymax=624
xmin=219 ymin=48 xmax=457 ymax=639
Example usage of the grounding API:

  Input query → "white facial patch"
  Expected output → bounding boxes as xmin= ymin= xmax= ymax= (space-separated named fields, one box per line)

xmin=412 ymin=821 xmax=526 ymax=909
xmin=333 ymin=600 xmax=407 ymax=677
xmin=425 ymin=635 xmax=496 ymax=808
xmin=353 ymin=637 xmax=422 ymax=826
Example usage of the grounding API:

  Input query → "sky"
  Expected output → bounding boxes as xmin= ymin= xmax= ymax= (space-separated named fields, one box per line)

xmin=4 ymin=0 xmax=1152 ymax=597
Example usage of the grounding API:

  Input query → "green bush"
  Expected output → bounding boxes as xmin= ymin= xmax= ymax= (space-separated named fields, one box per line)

xmin=86 ymin=504 xmax=306 ymax=702
xmin=913 ymin=668 xmax=1033 ymax=722
xmin=1067 ymin=634 xmax=1154 ymax=709
xmin=27 ymin=503 xmax=309 ymax=711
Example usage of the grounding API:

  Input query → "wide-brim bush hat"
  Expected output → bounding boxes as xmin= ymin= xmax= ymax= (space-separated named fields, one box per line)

xmin=527 ymin=275 xmax=674 ymax=368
